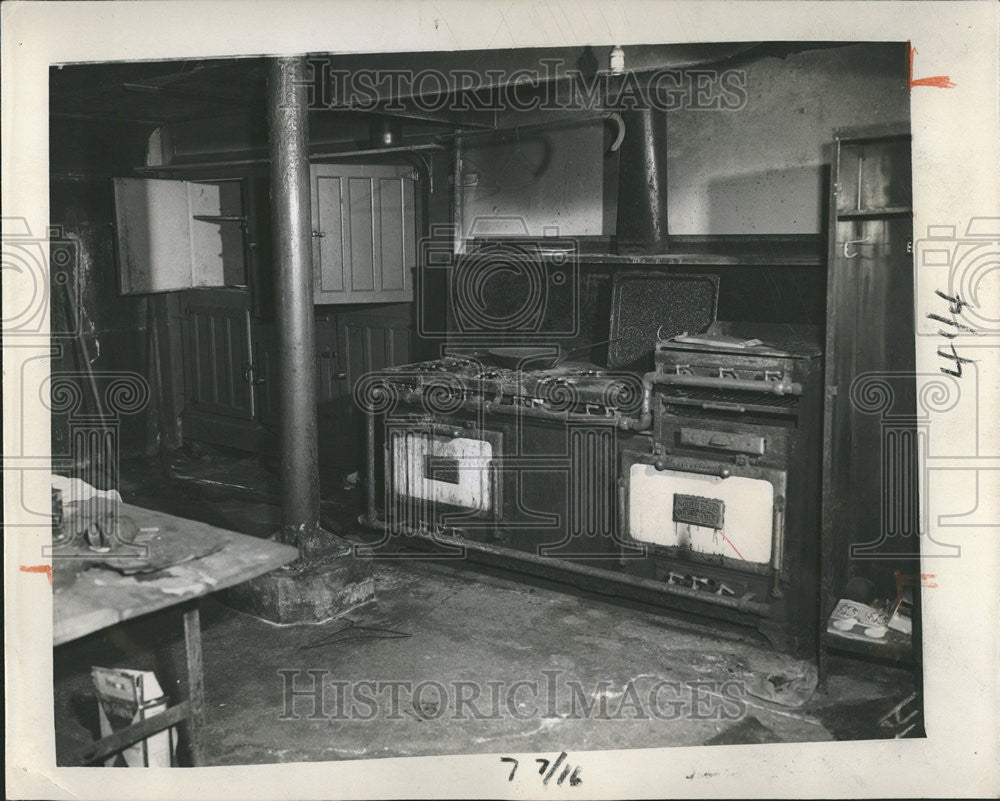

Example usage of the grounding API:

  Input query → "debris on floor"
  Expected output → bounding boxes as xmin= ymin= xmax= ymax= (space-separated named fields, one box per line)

xmin=704 ymin=715 xmax=783 ymax=745
xmin=744 ymin=661 xmax=819 ymax=708
xmin=50 ymin=453 xmax=922 ymax=765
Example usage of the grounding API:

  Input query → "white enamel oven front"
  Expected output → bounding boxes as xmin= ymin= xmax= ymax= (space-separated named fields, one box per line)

xmin=620 ymin=449 xmax=787 ymax=580
xmin=385 ymin=420 xmax=502 ymax=529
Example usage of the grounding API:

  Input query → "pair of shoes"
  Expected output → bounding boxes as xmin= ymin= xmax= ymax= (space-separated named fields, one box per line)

xmin=827 ymin=598 xmax=891 ymax=640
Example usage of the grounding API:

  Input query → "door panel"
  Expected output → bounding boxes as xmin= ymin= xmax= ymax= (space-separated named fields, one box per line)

xmin=181 ymin=289 xmax=254 ymax=421
xmin=252 ymin=322 xmax=280 ymax=428
xmin=319 ymin=305 xmax=413 ymax=469
xmin=311 ymin=164 xmax=416 ymax=304
xmin=252 ymin=308 xmax=413 ymax=469
xmin=348 ymin=177 xmax=376 ymax=292
xmin=314 ymin=175 xmax=346 ymax=294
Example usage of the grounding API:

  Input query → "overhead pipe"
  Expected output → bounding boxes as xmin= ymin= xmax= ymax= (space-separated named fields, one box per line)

xmin=267 ymin=55 xmax=322 ymax=551
xmin=444 ymin=112 xmax=626 ymax=153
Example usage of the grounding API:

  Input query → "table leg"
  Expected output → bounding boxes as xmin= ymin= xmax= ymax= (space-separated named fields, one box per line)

xmin=183 ymin=602 xmax=205 ymax=766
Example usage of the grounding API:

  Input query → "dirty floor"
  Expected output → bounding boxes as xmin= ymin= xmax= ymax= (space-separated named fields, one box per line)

xmin=53 ymin=448 xmax=920 ymax=765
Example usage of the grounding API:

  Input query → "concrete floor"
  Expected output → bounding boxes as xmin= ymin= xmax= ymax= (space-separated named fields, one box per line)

xmin=53 ymin=449 xmax=919 ymax=765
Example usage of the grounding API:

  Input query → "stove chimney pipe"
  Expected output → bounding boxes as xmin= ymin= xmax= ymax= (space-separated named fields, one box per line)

xmin=615 ymin=107 xmax=669 ymax=254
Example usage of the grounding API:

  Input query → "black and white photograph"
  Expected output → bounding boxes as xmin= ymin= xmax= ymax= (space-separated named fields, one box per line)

xmin=4 ymin=2 xmax=998 ymax=799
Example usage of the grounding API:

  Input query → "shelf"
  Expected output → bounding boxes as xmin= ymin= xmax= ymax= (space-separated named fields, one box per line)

xmin=823 ymin=629 xmax=915 ymax=665
xmin=571 ymin=252 xmax=822 ymax=267
xmin=836 ymin=206 xmax=912 ymax=219
xmin=466 ymin=234 xmax=824 ymax=268
xmin=137 ymin=142 xmax=444 ymax=174
xmin=192 ymin=215 xmax=246 ymax=223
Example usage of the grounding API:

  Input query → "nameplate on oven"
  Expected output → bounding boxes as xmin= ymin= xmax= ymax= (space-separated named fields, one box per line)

xmin=672 ymin=493 xmax=725 ymax=529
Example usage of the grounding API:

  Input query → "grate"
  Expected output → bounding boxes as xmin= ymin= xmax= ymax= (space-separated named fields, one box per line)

xmin=607 ymin=273 xmax=719 ymax=369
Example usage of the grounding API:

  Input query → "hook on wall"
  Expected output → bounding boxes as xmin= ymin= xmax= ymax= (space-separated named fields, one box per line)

xmin=843 ymin=235 xmax=873 ymax=259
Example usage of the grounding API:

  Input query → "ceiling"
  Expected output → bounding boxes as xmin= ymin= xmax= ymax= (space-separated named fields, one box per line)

xmin=50 ymin=43 xmax=838 ymax=128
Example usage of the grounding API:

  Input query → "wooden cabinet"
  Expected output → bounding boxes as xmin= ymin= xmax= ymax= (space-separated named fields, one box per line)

xmin=118 ymin=167 xmax=417 ymax=462
xmin=179 ymin=288 xmax=262 ymax=449
xmin=253 ymin=305 xmax=413 ymax=469
xmin=820 ymin=128 xmax=919 ymax=666
xmin=310 ymin=164 xmax=416 ymax=304
xmin=114 ymin=177 xmax=247 ymax=294
xmin=322 ymin=305 xmax=413 ymax=468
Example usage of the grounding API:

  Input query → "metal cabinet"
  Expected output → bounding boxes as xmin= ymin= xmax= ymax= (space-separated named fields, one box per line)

xmin=310 ymin=164 xmax=417 ymax=304
xmin=820 ymin=127 xmax=919 ymax=666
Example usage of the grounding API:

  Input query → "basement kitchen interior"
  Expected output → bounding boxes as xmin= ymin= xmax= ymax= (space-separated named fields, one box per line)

xmin=46 ymin=41 xmax=926 ymax=766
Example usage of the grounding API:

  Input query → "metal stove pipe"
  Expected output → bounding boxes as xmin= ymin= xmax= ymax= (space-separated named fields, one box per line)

xmin=615 ymin=107 xmax=669 ymax=254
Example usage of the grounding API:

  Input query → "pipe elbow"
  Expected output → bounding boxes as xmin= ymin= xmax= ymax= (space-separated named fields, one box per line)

xmin=617 ymin=371 xmax=657 ymax=432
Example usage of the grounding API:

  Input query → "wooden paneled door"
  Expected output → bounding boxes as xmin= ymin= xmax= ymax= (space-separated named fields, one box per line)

xmin=180 ymin=288 xmax=261 ymax=449
xmin=311 ymin=164 xmax=417 ymax=304
xmin=251 ymin=306 xmax=414 ymax=470
xmin=320 ymin=304 xmax=413 ymax=469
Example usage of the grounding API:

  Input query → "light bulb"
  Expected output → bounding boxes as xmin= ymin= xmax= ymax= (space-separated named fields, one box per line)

xmin=610 ymin=45 xmax=625 ymax=75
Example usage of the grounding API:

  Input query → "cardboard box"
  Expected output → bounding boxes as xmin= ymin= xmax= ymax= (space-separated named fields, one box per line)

xmin=92 ymin=666 xmax=176 ymax=767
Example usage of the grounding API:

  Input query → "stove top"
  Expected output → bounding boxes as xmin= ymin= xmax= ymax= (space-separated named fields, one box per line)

xmin=372 ymin=355 xmax=644 ymax=416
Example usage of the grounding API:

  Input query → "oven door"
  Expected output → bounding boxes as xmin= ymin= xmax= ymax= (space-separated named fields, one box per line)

xmin=385 ymin=420 xmax=502 ymax=528
xmin=621 ymin=450 xmax=787 ymax=577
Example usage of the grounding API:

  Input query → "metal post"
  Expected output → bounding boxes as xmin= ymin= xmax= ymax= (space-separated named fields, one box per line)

xmin=267 ymin=56 xmax=321 ymax=549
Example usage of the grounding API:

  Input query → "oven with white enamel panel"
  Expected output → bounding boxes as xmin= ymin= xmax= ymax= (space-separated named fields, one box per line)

xmin=385 ymin=421 xmax=502 ymax=527
xmin=361 ymin=320 xmax=823 ymax=655
xmin=627 ymin=460 xmax=784 ymax=569
xmin=616 ymin=323 xmax=824 ymax=653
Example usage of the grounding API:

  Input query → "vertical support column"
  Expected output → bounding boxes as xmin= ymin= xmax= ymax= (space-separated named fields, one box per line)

xmin=268 ymin=56 xmax=321 ymax=550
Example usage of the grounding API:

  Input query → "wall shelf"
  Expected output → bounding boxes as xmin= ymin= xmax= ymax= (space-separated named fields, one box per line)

xmin=571 ymin=252 xmax=822 ymax=267
xmin=837 ymin=206 xmax=911 ymax=219
xmin=465 ymin=235 xmax=825 ymax=268
xmin=192 ymin=215 xmax=247 ymax=223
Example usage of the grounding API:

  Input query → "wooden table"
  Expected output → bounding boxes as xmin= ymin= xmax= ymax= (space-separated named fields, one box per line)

xmin=54 ymin=504 xmax=298 ymax=766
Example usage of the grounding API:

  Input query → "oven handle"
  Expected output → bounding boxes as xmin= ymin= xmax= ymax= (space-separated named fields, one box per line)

xmin=655 ymin=373 xmax=803 ymax=396
xmin=771 ymin=495 xmax=786 ymax=598
xmin=652 ymin=456 xmax=731 ymax=479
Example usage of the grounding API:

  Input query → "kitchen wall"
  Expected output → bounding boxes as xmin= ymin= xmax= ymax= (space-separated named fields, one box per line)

xmin=459 ymin=119 xmax=609 ymax=239
xmin=50 ymin=118 xmax=162 ymax=471
xmin=461 ymin=42 xmax=910 ymax=237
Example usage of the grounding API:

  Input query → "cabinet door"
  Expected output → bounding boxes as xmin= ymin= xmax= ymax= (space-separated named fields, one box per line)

xmin=181 ymin=289 xmax=255 ymax=422
xmin=316 ymin=305 xmax=413 ymax=469
xmin=114 ymin=177 xmax=245 ymax=294
xmin=311 ymin=164 xmax=416 ymax=304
